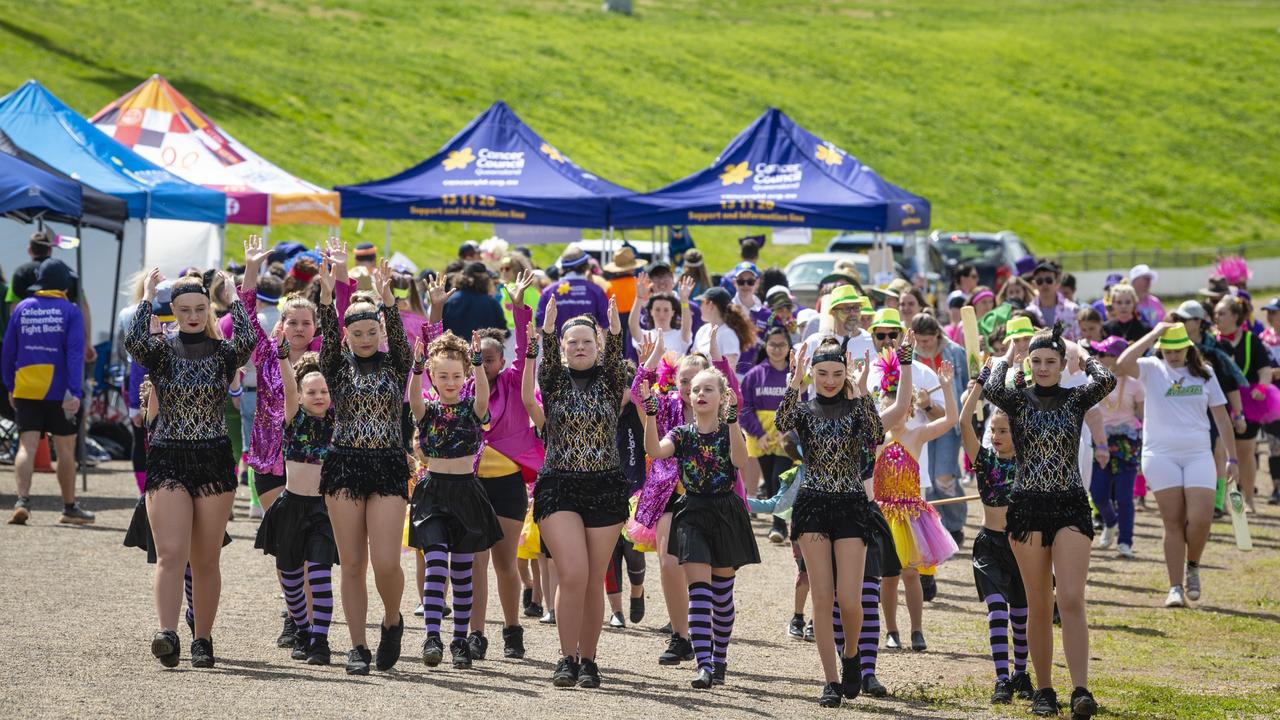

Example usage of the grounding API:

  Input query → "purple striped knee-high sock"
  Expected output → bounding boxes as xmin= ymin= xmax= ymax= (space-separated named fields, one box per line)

xmin=687 ymin=582 xmax=714 ymax=673
xmin=184 ymin=564 xmax=194 ymax=629
xmin=450 ymin=553 xmax=475 ymax=641
xmin=307 ymin=562 xmax=333 ymax=639
xmin=984 ymin=594 xmax=1011 ymax=681
xmin=281 ymin=567 xmax=311 ymax=637
xmin=710 ymin=574 xmax=736 ymax=665
xmin=1009 ymin=605 xmax=1029 ymax=675
xmin=832 ymin=601 xmax=845 ymax=657
xmin=422 ymin=546 xmax=448 ymax=638
xmin=859 ymin=577 xmax=881 ymax=678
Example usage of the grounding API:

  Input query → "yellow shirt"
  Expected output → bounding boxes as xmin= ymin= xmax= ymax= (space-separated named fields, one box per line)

xmin=477 ymin=445 xmax=520 ymax=478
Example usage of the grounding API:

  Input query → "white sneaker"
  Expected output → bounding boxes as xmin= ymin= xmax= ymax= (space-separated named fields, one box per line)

xmin=1185 ymin=565 xmax=1201 ymax=601
xmin=1096 ymin=526 xmax=1114 ymax=550
xmin=414 ymin=602 xmax=425 ymax=617
xmin=248 ymin=504 xmax=264 ymax=520
xmin=1116 ymin=543 xmax=1134 ymax=559
xmin=1165 ymin=585 xmax=1186 ymax=608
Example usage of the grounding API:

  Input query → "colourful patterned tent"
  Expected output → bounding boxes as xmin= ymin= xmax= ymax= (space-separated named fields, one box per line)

xmin=91 ymin=75 xmax=339 ymax=226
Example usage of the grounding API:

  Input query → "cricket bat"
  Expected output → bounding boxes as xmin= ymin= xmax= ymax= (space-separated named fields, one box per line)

xmin=1227 ymin=481 xmax=1252 ymax=551
xmin=960 ymin=306 xmax=983 ymax=420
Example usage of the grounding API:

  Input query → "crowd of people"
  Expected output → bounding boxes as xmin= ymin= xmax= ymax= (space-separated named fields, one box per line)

xmin=4 ymin=229 xmax=1279 ymax=716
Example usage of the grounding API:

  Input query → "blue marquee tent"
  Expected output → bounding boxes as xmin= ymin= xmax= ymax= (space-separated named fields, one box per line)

xmin=0 ymin=80 xmax=225 ymax=224
xmin=337 ymin=101 xmax=632 ymax=228
xmin=612 ymin=108 xmax=929 ymax=232
xmin=0 ymin=150 xmax=82 ymax=219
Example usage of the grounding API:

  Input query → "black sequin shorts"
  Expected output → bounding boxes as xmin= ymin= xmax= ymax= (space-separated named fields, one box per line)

xmin=146 ymin=438 xmax=237 ymax=498
xmin=1006 ymin=487 xmax=1094 ymax=546
xmin=320 ymin=446 xmax=409 ymax=501
xmin=533 ymin=467 xmax=630 ymax=528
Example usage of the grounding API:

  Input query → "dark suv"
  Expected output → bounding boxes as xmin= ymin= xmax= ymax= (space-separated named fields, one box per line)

xmin=824 ymin=233 xmax=948 ymax=304
xmin=929 ymin=230 xmax=1031 ymax=291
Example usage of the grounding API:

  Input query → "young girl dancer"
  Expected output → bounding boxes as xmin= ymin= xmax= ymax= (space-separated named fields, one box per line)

xmin=316 ymin=258 xmax=412 ymax=676
xmin=1117 ymin=323 xmax=1237 ymax=606
xmin=639 ymin=369 xmax=760 ymax=689
xmin=741 ymin=326 xmax=794 ymax=542
xmin=408 ymin=331 xmax=503 ymax=669
xmin=533 ymin=295 xmax=630 ymax=688
xmin=873 ymin=354 xmax=959 ymax=653
xmin=254 ymin=349 xmax=338 ymax=665
xmin=466 ymin=270 xmax=543 ymax=660
xmin=960 ymin=368 xmax=1032 ymax=704
xmin=127 ymin=261 xmax=256 ymax=668
xmin=983 ymin=324 xmax=1115 ymax=717
xmin=775 ymin=338 xmax=912 ymax=707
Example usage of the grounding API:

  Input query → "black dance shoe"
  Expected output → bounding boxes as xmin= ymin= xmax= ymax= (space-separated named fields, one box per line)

xmin=190 ymin=638 xmax=215 ymax=668
xmin=1010 ymin=671 xmax=1035 ymax=700
xmin=421 ymin=636 xmax=444 ymax=667
xmin=691 ymin=667 xmax=714 ymax=689
xmin=861 ymin=674 xmax=888 ymax=698
xmin=502 ymin=625 xmax=525 ymax=659
xmin=1070 ymin=687 xmax=1098 ymax=717
xmin=840 ymin=657 xmax=861 ymax=699
xmin=1030 ymin=688 xmax=1060 ymax=716
xmin=277 ymin=615 xmax=297 ymax=648
xmin=578 ymin=658 xmax=601 ymax=688
xmin=712 ymin=661 xmax=726 ymax=685
xmin=911 ymin=630 xmax=928 ymax=652
xmin=818 ymin=682 xmax=843 ymax=708
xmin=991 ymin=678 xmax=1014 ymax=704
xmin=151 ymin=630 xmax=180 ymax=668
xmin=630 ymin=596 xmax=646 ymax=624
xmin=374 ymin=613 xmax=404 ymax=671
xmin=658 ymin=633 xmax=694 ymax=665
xmin=450 ymin=638 xmax=472 ymax=669
xmin=468 ymin=631 xmax=488 ymax=660
xmin=552 ymin=655 xmax=580 ymax=688
xmin=306 ymin=636 xmax=331 ymax=666
xmin=345 ymin=645 xmax=372 ymax=675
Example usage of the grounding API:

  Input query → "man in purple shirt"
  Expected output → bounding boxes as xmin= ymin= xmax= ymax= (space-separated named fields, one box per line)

xmin=535 ymin=245 xmax=609 ymax=334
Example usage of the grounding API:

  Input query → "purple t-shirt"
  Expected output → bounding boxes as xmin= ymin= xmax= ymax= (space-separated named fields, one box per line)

xmin=535 ymin=276 xmax=609 ymax=334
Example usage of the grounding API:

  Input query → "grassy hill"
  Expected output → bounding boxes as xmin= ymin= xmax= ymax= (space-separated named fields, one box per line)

xmin=1 ymin=0 xmax=1278 ymax=274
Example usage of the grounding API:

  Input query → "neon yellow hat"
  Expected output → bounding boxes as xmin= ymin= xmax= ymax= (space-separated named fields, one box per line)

xmin=859 ymin=296 xmax=875 ymax=316
xmin=827 ymin=284 xmax=862 ymax=310
xmin=1158 ymin=322 xmax=1193 ymax=351
xmin=870 ymin=307 xmax=905 ymax=330
xmin=1005 ymin=316 xmax=1035 ymax=339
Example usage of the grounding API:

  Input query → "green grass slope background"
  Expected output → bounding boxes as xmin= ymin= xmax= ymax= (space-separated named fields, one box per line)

xmin=1 ymin=0 xmax=1278 ymax=274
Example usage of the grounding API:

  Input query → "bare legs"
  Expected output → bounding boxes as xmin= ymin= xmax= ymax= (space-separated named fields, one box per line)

xmin=149 ymin=488 xmax=233 ymax=639
xmin=327 ymin=494 xmax=408 ymax=647
xmin=800 ymin=535 xmax=866 ymax=683
xmin=1154 ymin=487 xmax=1215 ymax=587
xmin=539 ymin=512 xmax=622 ymax=660
xmin=1012 ymin=528 xmax=1091 ymax=691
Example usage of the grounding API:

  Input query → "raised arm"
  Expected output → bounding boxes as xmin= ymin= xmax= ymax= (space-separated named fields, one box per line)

xmin=509 ymin=271 xmax=536 ymax=375
xmin=278 ymin=339 xmax=300 ymax=423
xmin=982 ymin=346 xmax=1025 ymax=415
xmin=1073 ymin=353 xmax=1118 ymax=410
xmin=409 ymin=338 xmax=427 ymax=421
xmin=537 ymin=296 xmax=564 ymax=394
xmin=470 ymin=331 xmax=490 ymax=421
xmin=921 ymin=361 xmax=959 ymax=442
xmin=959 ymin=369 xmax=988 ymax=461
xmin=375 ymin=261 xmax=411 ymax=375
xmin=879 ymin=349 xmax=915 ymax=430
xmin=629 ymin=273 xmax=648 ymax=343
xmin=125 ymin=269 xmax=168 ymax=371
xmin=637 ymin=381 xmax=675 ymax=459
xmin=317 ymin=261 xmax=344 ymax=383
xmin=1117 ymin=322 xmax=1168 ymax=379
xmin=774 ymin=346 xmax=810 ymax=434
xmin=725 ymin=388 xmax=748 ymax=469
xmin=225 ymin=278 xmax=257 ymax=369
xmin=678 ymin=276 xmax=695 ymax=350
xmin=521 ymin=325 xmax=546 ymax=429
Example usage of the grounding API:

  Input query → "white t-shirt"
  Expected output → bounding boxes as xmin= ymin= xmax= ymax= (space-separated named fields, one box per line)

xmin=694 ymin=323 xmax=740 ymax=360
xmin=1060 ymin=369 xmax=1094 ymax=489
xmin=633 ymin=327 xmax=689 ymax=356
xmin=798 ymin=330 xmax=875 ymax=364
xmin=1138 ymin=357 xmax=1226 ymax=456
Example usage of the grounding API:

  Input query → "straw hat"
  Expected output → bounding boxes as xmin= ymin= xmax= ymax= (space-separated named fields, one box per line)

xmin=603 ymin=246 xmax=640 ymax=274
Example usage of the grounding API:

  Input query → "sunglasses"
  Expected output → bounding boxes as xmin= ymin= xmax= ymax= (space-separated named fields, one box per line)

xmin=874 ymin=332 xmax=900 ymax=341
xmin=1033 ymin=276 xmax=1056 ymax=285
xmin=736 ymin=276 xmax=757 ymax=286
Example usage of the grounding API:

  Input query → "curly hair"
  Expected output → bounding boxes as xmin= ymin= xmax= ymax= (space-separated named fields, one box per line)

xmin=293 ymin=352 xmax=323 ymax=389
xmin=645 ymin=291 xmax=682 ymax=330
xmin=428 ymin=331 xmax=472 ymax=375
xmin=280 ymin=293 xmax=317 ymax=323
xmin=475 ymin=327 xmax=507 ymax=352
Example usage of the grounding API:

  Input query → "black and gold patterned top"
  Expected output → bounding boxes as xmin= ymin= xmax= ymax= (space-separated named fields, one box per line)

xmin=775 ymin=389 xmax=884 ymax=495
xmin=126 ymin=298 xmax=255 ymax=445
xmin=983 ymin=356 xmax=1116 ymax=493
xmin=538 ymin=327 xmax=627 ymax=472
xmin=318 ymin=301 xmax=411 ymax=449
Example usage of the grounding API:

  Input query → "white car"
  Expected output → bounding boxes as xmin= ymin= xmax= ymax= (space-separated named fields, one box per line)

xmin=783 ymin=252 xmax=872 ymax=308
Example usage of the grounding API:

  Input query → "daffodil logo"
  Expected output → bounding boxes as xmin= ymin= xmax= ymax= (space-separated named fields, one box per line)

xmin=719 ymin=161 xmax=751 ymax=186
xmin=540 ymin=143 xmax=565 ymax=163
xmin=815 ymin=143 xmax=843 ymax=166
xmin=901 ymin=203 xmax=915 ymax=215
xmin=556 ymin=282 xmax=571 ymax=296
xmin=442 ymin=147 xmax=476 ymax=171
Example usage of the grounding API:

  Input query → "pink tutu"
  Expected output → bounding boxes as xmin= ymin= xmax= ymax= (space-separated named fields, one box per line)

xmin=909 ymin=507 xmax=959 ymax=567
xmin=880 ymin=499 xmax=958 ymax=569
xmin=1241 ymin=383 xmax=1280 ymax=424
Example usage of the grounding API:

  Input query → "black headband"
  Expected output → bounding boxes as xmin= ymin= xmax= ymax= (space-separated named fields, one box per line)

xmin=344 ymin=309 xmax=382 ymax=327
xmin=1028 ymin=321 xmax=1067 ymax=356
xmin=811 ymin=337 xmax=849 ymax=366
xmin=171 ymin=285 xmax=209 ymax=301
xmin=562 ymin=317 xmax=597 ymax=333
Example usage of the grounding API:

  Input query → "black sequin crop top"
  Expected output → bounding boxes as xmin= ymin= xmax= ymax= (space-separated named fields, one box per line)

xmin=126 ymin=299 xmax=255 ymax=444
xmin=284 ymin=408 xmax=335 ymax=465
xmin=983 ymin=356 xmax=1115 ymax=493
xmin=417 ymin=397 xmax=488 ymax=459
xmin=537 ymin=328 xmax=627 ymax=473
xmin=318 ymin=301 xmax=411 ymax=449
xmin=775 ymin=388 xmax=884 ymax=494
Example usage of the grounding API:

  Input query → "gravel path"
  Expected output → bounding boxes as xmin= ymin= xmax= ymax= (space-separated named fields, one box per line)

xmin=1 ymin=462 xmax=1275 ymax=719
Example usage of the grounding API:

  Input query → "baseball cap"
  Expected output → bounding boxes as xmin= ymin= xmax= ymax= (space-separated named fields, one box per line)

xmin=1170 ymin=300 xmax=1206 ymax=321
xmin=946 ymin=290 xmax=968 ymax=308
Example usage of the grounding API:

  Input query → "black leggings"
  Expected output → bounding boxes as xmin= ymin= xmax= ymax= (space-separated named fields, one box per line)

xmin=131 ymin=422 xmax=147 ymax=474
xmin=757 ymin=454 xmax=794 ymax=498
xmin=605 ymin=537 xmax=646 ymax=595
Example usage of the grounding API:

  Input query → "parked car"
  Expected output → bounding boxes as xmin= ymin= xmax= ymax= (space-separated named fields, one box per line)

xmin=783 ymin=252 xmax=872 ymax=308
xmin=929 ymin=230 xmax=1031 ymax=292
xmin=825 ymin=233 xmax=948 ymax=305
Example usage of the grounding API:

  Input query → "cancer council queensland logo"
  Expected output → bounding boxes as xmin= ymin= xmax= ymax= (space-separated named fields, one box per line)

xmin=719 ymin=161 xmax=752 ymax=186
xmin=443 ymin=147 xmax=476 ymax=171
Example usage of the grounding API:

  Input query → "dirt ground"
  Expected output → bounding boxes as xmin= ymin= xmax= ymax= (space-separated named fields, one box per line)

xmin=1 ymin=462 xmax=1277 ymax=719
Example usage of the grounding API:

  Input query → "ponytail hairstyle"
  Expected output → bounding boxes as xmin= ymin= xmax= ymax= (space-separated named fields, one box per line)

xmin=1028 ymin=322 xmax=1067 ymax=357
xmin=280 ymin=293 xmax=318 ymax=325
xmin=701 ymin=289 xmax=758 ymax=349
xmin=292 ymin=351 xmax=323 ymax=390
xmin=427 ymin=331 xmax=472 ymax=376
xmin=391 ymin=269 xmax=427 ymax=316
xmin=170 ymin=276 xmax=222 ymax=339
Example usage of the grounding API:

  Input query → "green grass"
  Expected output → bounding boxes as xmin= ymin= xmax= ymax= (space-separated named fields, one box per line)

xmin=2 ymin=1 xmax=1278 ymax=274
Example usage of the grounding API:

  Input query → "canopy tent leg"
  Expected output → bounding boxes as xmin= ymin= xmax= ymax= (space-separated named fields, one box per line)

xmin=384 ymin=221 xmax=392 ymax=258
xmin=74 ymin=221 xmax=87 ymax=492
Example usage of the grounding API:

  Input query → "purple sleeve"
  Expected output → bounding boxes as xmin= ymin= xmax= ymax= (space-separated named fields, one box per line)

xmin=738 ymin=367 xmax=766 ymax=438
xmin=630 ymin=365 xmax=657 ymax=406
xmin=1 ymin=308 xmax=18 ymax=391
xmin=128 ymin=361 xmax=146 ymax=410
xmin=593 ymin=284 xmax=610 ymax=327
xmin=65 ymin=305 xmax=85 ymax=398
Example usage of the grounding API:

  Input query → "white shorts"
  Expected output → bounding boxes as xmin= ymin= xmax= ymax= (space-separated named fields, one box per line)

xmin=1141 ymin=452 xmax=1217 ymax=493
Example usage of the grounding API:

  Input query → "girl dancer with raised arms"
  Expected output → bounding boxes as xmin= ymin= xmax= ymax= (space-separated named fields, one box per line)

xmin=960 ymin=367 xmax=1032 ymax=704
xmin=775 ymin=338 xmax=912 ymax=707
xmin=983 ymin=323 xmax=1115 ymax=717
xmin=1116 ymin=323 xmax=1237 ymax=606
xmin=408 ymin=330 xmax=503 ymax=669
xmin=639 ymin=367 xmax=760 ymax=688
xmin=532 ymin=295 xmax=630 ymax=688
xmin=254 ymin=348 xmax=338 ymax=665
xmin=316 ymin=258 xmax=412 ymax=676
xmin=127 ymin=257 xmax=256 ymax=668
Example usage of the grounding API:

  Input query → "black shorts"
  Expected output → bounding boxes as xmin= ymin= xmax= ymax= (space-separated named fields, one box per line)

xmin=1234 ymin=420 xmax=1261 ymax=441
xmin=478 ymin=471 xmax=529 ymax=521
xmin=14 ymin=398 xmax=78 ymax=436
xmin=255 ymin=470 xmax=286 ymax=495
xmin=533 ymin=467 xmax=629 ymax=528
xmin=1006 ymin=487 xmax=1094 ymax=546
xmin=972 ymin=528 xmax=1026 ymax=607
